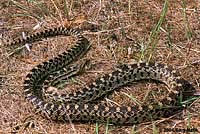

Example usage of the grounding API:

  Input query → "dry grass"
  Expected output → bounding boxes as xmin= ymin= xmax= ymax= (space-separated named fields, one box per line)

xmin=0 ymin=0 xmax=200 ymax=133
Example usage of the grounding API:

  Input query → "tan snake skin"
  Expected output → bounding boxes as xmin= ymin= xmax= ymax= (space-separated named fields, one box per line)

xmin=9 ymin=27 xmax=196 ymax=124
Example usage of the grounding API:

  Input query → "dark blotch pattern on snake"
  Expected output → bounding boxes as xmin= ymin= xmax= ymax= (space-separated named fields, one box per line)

xmin=8 ymin=27 xmax=196 ymax=124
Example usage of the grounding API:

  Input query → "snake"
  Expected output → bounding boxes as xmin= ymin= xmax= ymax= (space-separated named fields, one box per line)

xmin=8 ymin=26 xmax=196 ymax=125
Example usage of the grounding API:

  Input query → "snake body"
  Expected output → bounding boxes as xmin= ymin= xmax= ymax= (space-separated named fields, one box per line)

xmin=9 ymin=27 xmax=195 ymax=124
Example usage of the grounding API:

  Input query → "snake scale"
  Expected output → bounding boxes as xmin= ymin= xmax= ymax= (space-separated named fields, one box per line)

xmin=9 ymin=27 xmax=196 ymax=124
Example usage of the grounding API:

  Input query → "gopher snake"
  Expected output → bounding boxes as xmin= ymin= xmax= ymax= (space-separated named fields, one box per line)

xmin=9 ymin=27 xmax=195 ymax=124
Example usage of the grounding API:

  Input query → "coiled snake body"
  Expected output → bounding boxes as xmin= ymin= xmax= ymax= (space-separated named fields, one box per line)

xmin=9 ymin=27 xmax=195 ymax=124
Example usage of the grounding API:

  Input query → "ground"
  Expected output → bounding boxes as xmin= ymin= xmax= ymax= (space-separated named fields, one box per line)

xmin=0 ymin=0 xmax=200 ymax=134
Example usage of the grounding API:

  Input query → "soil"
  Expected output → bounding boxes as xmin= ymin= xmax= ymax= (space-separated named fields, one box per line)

xmin=0 ymin=0 xmax=200 ymax=134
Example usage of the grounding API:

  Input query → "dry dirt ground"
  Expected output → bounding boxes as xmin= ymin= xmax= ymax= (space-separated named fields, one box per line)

xmin=0 ymin=0 xmax=200 ymax=134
